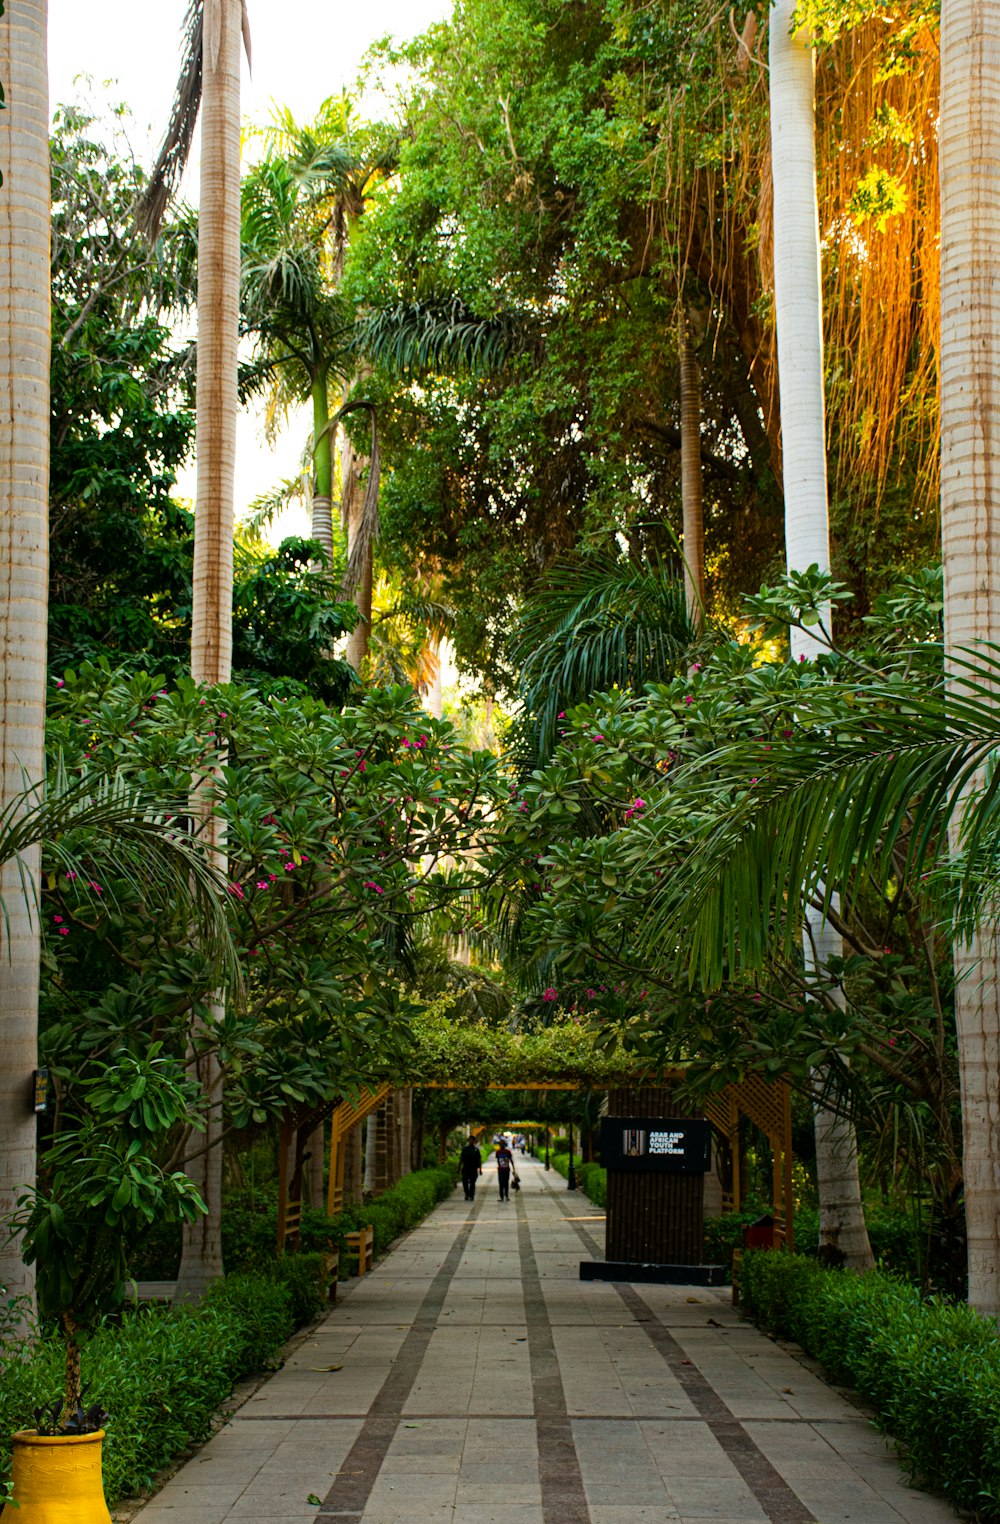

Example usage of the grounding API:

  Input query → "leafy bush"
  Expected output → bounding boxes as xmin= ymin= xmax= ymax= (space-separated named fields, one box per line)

xmin=0 ymin=1269 xmax=297 ymax=1506
xmin=741 ymin=1251 xmax=1000 ymax=1519
xmin=546 ymin=1152 xmax=607 ymax=1206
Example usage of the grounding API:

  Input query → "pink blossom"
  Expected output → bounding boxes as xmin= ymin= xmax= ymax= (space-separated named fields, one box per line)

xmin=283 ymin=862 xmax=295 ymax=873
xmin=782 ymin=729 xmax=793 ymax=740
xmin=592 ymin=734 xmax=604 ymax=742
xmin=65 ymin=871 xmax=77 ymax=881
xmin=558 ymin=711 xmax=566 ymax=719
xmin=53 ymin=916 xmax=63 ymax=924
xmin=256 ymin=881 xmax=268 ymax=890
xmin=58 ymin=927 xmax=69 ymax=937
xmin=227 ymin=883 xmax=245 ymax=899
xmin=199 ymin=698 xmax=207 ymax=705
xmin=55 ymin=679 xmax=65 ymax=689
xmin=684 ymin=695 xmax=693 ymax=705
xmin=89 ymin=881 xmax=103 ymax=894
xmin=542 ymin=987 xmax=558 ymax=1002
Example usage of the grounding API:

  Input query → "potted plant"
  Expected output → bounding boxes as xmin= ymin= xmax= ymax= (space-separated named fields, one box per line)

xmin=4 ymin=1047 xmax=205 ymax=1522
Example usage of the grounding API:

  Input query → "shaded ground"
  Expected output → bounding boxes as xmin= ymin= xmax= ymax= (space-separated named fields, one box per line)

xmin=130 ymin=1157 xmax=957 ymax=1524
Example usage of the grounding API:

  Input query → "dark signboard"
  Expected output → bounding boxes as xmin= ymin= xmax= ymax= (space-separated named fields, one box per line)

xmin=601 ymin=1116 xmax=711 ymax=1174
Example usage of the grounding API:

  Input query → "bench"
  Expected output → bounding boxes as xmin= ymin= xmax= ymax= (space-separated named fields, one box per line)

xmin=345 ymin=1225 xmax=374 ymax=1276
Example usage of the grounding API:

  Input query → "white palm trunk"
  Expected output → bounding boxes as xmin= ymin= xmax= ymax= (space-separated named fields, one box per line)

xmin=939 ymin=0 xmax=1000 ymax=1314
xmin=0 ymin=0 xmax=50 ymax=1313
xmin=175 ymin=0 xmax=242 ymax=1302
xmin=769 ymin=0 xmax=872 ymax=1269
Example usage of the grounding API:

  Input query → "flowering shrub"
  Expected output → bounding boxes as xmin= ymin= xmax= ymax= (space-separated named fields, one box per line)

xmin=40 ymin=666 xmax=503 ymax=1135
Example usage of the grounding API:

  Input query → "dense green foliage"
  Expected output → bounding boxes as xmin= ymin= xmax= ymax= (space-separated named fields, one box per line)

xmin=741 ymin=1253 xmax=1000 ymax=1520
xmin=0 ymin=1263 xmax=304 ymax=1505
xmin=488 ymin=566 xmax=963 ymax=1277
xmin=129 ymin=1163 xmax=460 ymax=1279
xmin=48 ymin=102 xmax=356 ymax=697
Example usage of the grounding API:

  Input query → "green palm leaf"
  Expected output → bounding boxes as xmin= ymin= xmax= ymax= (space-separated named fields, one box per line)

xmin=639 ymin=645 xmax=1000 ymax=988
xmin=0 ymin=763 xmax=238 ymax=986
xmin=512 ymin=553 xmax=696 ymax=761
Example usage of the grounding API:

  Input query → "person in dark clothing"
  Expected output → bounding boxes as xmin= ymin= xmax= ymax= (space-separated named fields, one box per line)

xmin=460 ymin=1138 xmax=482 ymax=1200
xmin=496 ymin=1140 xmax=515 ymax=1201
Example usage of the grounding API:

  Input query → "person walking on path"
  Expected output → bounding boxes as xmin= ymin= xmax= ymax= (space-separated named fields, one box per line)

xmin=460 ymin=1137 xmax=482 ymax=1201
xmin=495 ymin=1138 xmax=515 ymax=1201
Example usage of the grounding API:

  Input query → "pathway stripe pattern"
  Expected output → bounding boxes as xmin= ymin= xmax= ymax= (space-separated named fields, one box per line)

xmin=131 ymin=1156 xmax=962 ymax=1524
xmin=541 ymin=1177 xmax=814 ymax=1523
xmin=317 ymin=1195 xmax=484 ymax=1518
xmin=515 ymin=1189 xmax=590 ymax=1524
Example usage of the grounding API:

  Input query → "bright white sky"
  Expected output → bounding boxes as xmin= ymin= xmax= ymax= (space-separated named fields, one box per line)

xmin=48 ymin=0 xmax=451 ymax=537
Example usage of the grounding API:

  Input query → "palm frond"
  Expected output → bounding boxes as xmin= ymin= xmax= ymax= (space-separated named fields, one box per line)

xmin=356 ymin=298 xmax=525 ymax=380
xmin=639 ymin=646 xmax=1000 ymax=988
xmin=0 ymin=764 xmax=240 ymax=990
xmin=512 ymin=554 xmax=696 ymax=761
xmin=137 ymin=1 xmax=203 ymax=241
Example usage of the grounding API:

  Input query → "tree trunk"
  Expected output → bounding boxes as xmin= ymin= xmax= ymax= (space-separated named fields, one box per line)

xmin=0 ymin=0 xmax=50 ymax=1319
xmin=176 ymin=0 xmax=242 ymax=1303
xmin=363 ymin=1110 xmax=378 ymax=1194
xmin=769 ymin=0 xmax=828 ymax=589
xmin=940 ymin=0 xmax=1000 ymax=1314
xmin=679 ymin=311 xmax=705 ymax=627
xmin=343 ymin=421 xmax=372 ymax=673
xmin=397 ymin=1088 xmax=413 ymax=1181
xmin=344 ymin=1122 xmax=363 ymax=1206
xmin=769 ymin=0 xmax=872 ymax=1270
xmin=310 ymin=367 xmax=333 ymax=566
xmin=306 ymin=1121 xmax=325 ymax=1207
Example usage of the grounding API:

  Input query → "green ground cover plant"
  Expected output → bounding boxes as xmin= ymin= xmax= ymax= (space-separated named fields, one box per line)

xmin=741 ymin=1251 xmax=1000 ymax=1520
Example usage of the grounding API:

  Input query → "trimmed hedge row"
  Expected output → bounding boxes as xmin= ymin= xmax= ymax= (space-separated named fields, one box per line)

xmin=0 ymin=1255 xmax=318 ymax=1505
xmin=1 ymin=1163 xmax=460 ymax=1506
xmin=741 ymin=1250 xmax=1000 ymax=1520
xmin=547 ymin=1151 xmax=607 ymax=1206
xmin=130 ymin=1162 xmax=460 ymax=1279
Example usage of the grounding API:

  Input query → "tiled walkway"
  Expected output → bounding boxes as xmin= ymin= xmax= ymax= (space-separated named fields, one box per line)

xmin=132 ymin=1158 xmax=958 ymax=1524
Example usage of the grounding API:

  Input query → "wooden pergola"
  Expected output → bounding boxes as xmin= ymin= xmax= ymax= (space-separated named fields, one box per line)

xmin=275 ymin=1071 xmax=795 ymax=1256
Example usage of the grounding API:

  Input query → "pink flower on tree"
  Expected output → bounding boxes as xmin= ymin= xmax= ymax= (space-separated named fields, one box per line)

xmin=542 ymin=987 xmax=558 ymax=1002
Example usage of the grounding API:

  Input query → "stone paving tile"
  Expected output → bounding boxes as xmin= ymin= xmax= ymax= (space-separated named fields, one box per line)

xmin=130 ymin=1158 xmax=963 ymax=1524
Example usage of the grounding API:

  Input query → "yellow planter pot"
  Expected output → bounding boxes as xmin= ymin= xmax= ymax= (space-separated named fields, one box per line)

xmin=2 ymin=1429 xmax=112 ymax=1524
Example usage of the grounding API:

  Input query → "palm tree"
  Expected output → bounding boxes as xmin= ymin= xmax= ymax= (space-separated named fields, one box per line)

xmin=140 ymin=0 xmax=247 ymax=1298
xmin=0 ymin=0 xmax=52 ymax=1312
xmin=510 ymin=554 xmax=694 ymax=765
xmin=939 ymin=0 xmax=1000 ymax=1315
xmin=768 ymin=0 xmax=872 ymax=1269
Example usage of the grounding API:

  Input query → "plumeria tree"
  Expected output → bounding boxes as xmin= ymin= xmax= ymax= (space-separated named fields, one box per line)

xmin=489 ymin=567 xmax=965 ymax=1283
xmin=36 ymin=666 xmax=503 ymax=1220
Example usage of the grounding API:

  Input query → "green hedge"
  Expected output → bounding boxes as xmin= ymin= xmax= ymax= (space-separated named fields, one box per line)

xmin=129 ymin=1163 xmax=460 ymax=1279
xmin=0 ymin=1260 xmax=307 ymax=1506
xmin=547 ymin=1152 xmax=607 ymax=1206
xmin=2 ymin=1165 xmax=459 ymax=1507
xmin=741 ymin=1250 xmax=1000 ymax=1520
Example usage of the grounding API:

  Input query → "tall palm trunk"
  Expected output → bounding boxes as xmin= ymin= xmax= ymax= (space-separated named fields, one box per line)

xmin=343 ymin=423 xmax=373 ymax=673
xmin=940 ymin=0 xmax=1000 ymax=1314
xmin=175 ymin=0 xmax=242 ymax=1302
xmin=769 ymin=0 xmax=872 ymax=1268
xmin=0 ymin=0 xmax=50 ymax=1315
xmin=679 ymin=311 xmax=705 ymax=627
xmin=310 ymin=366 xmax=334 ymax=565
